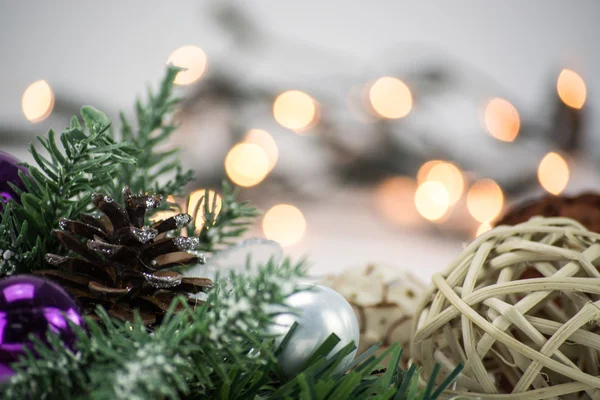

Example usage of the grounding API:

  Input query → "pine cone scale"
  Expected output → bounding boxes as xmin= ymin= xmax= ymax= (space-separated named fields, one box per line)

xmin=150 ymin=252 xmax=198 ymax=269
xmin=54 ymin=230 xmax=103 ymax=263
xmin=92 ymin=193 xmax=131 ymax=230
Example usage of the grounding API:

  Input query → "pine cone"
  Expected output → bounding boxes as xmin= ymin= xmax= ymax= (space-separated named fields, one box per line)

xmin=496 ymin=192 xmax=600 ymax=233
xmin=38 ymin=187 xmax=212 ymax=325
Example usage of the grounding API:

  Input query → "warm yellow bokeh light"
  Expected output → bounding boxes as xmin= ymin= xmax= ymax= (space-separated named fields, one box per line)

xmin=22 ymin=80 xmax=54 ymax=122
xmin=414 ymin=181 xmax=450 ymax=221
xmin=375 ymin=176 xmax=420 ymax=227
xmin=149 ymin=195 xmax=177 ymax=222
xmin=557 ymin=69 xmax=586 ymax=109
xmin=368 ymin=77 xmax=413 ymax=119
xmin=262 ymin=204 xmax=306 ymax=247
xmin=244 ymin=129 xmax=279 ymax=171
xmin=476 ymin=223 xmax=492 ymax=237
xmin=273 ymin=90 xmax=318 ymax=132
xmin=188 ymin=189 xmax=223 ymax=230
xmin=484 ymin=98 xmax=520 ymax=142
xmin=417 ymin=160 xmax=443 ymax=184
xmin=167 ymin=46 xmax=207 ymax=85
xmin=225 ymin=143 xmax=270 ymax=187
xmin=538 ymin=152 xmax=569 ymax=195
xmin=467 ymin=179 xmax=504 ymax=223
xmin=425 ymin=162 xmax=464 ymax=205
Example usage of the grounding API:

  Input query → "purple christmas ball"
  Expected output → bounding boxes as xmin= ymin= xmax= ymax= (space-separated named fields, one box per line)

xmin=0 ymin=151 xmax=28 ymax=204
xmin=0 ymin=275 xmax=82 ymax=380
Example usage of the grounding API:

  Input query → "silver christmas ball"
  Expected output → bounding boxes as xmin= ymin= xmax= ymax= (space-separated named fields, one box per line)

xmin=270 ymin=283 xmax=360 ymax=377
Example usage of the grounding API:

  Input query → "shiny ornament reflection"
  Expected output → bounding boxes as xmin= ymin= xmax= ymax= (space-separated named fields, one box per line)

xmin=0 ymin=275 xmax=82 ymax=380
xmin=269 ymin=284 xmax=359 ymax=377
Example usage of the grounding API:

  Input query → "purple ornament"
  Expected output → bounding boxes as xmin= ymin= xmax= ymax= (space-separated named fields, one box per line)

xmin=0 ymin=275 xmax=82 ymax=379
xmin=0 ymin=151 xmax=27 ymax=204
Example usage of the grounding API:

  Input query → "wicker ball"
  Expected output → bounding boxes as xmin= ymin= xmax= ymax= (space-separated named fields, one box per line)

xmin=322 ymin=263 xmax=425 ymax=365
xmin=411 ymin=217 xmax=600 ymax=399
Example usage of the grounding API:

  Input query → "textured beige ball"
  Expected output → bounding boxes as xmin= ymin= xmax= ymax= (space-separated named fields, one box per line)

xmin=322 ymin=263 xmax=425 ymax=365
xmin=411 ymin=217 xmax=600 ymax=399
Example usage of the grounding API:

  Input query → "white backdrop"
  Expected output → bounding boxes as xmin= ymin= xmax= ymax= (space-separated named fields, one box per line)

xmin=1 ymin=0 xmax=599 ymax=282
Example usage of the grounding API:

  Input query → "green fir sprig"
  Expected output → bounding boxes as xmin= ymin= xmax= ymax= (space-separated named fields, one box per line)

xmin=4 ymin=107 xmax=138 ymax=272
xmin=3 ymin=260 xmax=459 ymax=400
xmin=111 ymin=65 xmax=194 ymax=202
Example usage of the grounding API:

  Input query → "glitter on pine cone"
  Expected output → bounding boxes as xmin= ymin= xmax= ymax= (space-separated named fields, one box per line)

xmin=38 ymin=187 xmax=211 ymax=325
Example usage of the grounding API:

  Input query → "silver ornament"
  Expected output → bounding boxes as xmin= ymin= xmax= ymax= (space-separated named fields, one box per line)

xmin=270 ymin=283 xmax=360 ymax=377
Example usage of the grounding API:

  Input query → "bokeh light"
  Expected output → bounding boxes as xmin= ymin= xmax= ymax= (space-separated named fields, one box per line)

xmin=417 ymin=160 xmax=443 ymax=184
xmin=244 ymin=129 xmax=279 ymax=171
xmin=375 ymin=176 xmax=420 ymax=227
xmin=557 ymin=69 xmax=586 ymax=109
xmin=273 ymin=90 xmax=318 ymax=132
xmin=467 ymin=179 xmax=504 ymax=223
xmin=22 ymin=80 xmax=54 ymax=122
xmin=262 ymin=204 xmax=306 ymax=247
xmin=484 ymin=98 xmax=520 ymax=142
xmin=538 ymin=152 xmax=569 ymax=195
xmin=368 ymin=77 xmax=413 ymax=119
xmin=188 ymin=189 xmax=223 ymax=230
xmin=225 ymin=143 xmax=270 ymax=187
xmin=425 ymin=162 xmax=464 ymax=205
xmin=149 ymin=195 xmax=177 ymax=222
xmin=476 ymin=223 xmax=492 ymax=237
xmin=167 ymin=46 xmax=207 ymax=85
xmin=414 ymin=181 xmax=450 ymax=221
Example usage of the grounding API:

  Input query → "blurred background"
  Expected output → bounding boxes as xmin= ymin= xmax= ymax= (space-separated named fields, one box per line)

xmin=1 ymin=0 xmax=599 ymax=281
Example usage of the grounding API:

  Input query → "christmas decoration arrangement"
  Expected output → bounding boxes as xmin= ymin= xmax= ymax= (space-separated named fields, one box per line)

xmin=0 ymin=66 xmax=462 ymax=399
xmin=411 ymin=217 xmax=600 ymax=399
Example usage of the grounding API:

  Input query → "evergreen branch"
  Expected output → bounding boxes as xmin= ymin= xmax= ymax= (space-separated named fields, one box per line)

xmin=0 ymin=107 xmax=138 ymax=273
xmin=3 ymin=260 xmax=458 ymax=399
xmin=111 ymin=65 xmax=194 ymax=201
xmin=189 ymin=181 xmax=262 ymax=251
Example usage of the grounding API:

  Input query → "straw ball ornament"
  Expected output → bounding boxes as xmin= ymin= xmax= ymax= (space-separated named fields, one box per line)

xmin=410 ymin=217 xmax=600 ymax=399
xmin=323 ymin=263 xmax=425 ymax=365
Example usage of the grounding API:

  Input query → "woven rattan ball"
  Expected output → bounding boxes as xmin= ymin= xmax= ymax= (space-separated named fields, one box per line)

xmin=411 ymin=217 xmax=600 ymax=400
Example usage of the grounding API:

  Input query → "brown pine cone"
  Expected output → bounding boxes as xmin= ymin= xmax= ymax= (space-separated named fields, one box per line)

xmin=37 ymin=187 xmax=212 ymax=325
xmin=495 ymin=192 xmax=600 ymax=233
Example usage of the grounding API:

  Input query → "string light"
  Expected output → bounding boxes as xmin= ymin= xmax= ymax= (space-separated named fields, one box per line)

xmin=375 ymin=176 xmax=420 ymax=227
xmin=484 ymin=98 xmax=520 ymax=142
xmin=167 ymin=46 xmax=207 ymax=85
xmin=243 ymin=129 xmax=279 ymax=171
xmin=188 ymin=189 xmax=223 ymax=230
xmin=417 ymin=160 xmax=443 ymax=184
xmin=262 ymin=204 xmax=306 ymax=247
xmin=538 ymin=152 xmax=569 ymax=195
xmin=557 ymin=69 xmax=586 ymax=109
xmin=273 ymin=90 xmax=318 ymax=132
xmin=414 ymin=181 xmax=450 ymax=222
xmin=22 ymin=80 xmax=54 ymax=122
xmin=224 ymin=143 xmax=270 ymax=187
xmin=425 ymin=162 xmax=464 ymax=205
xmin=476 ymin=222 xmax=492 ymax=237
xmin=368 ymin=77 xmax=413 ymax=119
xmin=467 ymin=179 xmax=504 ymax=223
